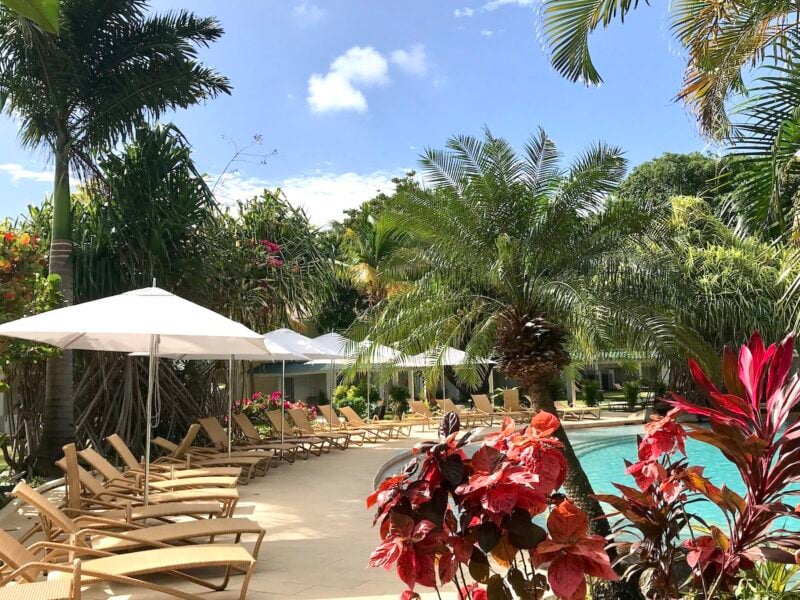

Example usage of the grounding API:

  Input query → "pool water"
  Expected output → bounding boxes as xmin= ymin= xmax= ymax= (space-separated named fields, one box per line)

xmin=569 ymin=424 xmax=798 ymax=531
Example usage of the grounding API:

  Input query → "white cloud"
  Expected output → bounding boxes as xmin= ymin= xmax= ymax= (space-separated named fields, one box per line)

xmin=454 ymin=7 xmax=474 ymax=17
xmin=211 ymin=170 xmax=404 ymax=227
xmin=483 ymin=0 xmax=534 ymax=9
xmin=307 ymin=46 xmax=389 ymax=114
xmin=390 ymin=44 xmax=427 ymax=75
xmin=0 ymin=163 xmax=52 ymax=184
xmin=293 ymin=1 xmax=325 ymax=26
xmin=480 ymin=29 xmax=494 ymax=37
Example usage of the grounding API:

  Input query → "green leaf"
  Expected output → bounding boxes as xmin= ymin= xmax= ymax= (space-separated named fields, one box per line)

xmin=2 ymin=0 xmax=59 ymax=34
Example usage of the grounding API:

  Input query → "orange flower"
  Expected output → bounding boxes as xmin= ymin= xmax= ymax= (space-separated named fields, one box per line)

xmin=3 ymin=232 xmax=14 ymax=243
xmin=19 ymin=233 xmax=31 ymax=245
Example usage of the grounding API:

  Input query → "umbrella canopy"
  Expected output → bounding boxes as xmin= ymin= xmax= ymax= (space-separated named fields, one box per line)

xmin=311 ymin=332 xmax=352 ymax=359
xmin=397 ymin=347 xmax=495 ymax=368
xmin=0 ymin=287 xmax=269 ymax=355
xmin=263 ymin=328 xmax=334 ymax=360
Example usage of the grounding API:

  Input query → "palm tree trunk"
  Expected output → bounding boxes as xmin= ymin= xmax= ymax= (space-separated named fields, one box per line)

xmin=35 ymin=145 xmax=74 ymax=472
xmin=524 ymin=379 xmax=643 ymax=600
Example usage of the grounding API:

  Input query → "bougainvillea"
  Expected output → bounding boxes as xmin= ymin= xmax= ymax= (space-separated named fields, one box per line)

xmin=235 ymin=391 xmax=318 ymax=423
xmin=598 ymin=331 xmax=800 ymax=598
xmin=368 ymin=412 xmax=616 ymax=599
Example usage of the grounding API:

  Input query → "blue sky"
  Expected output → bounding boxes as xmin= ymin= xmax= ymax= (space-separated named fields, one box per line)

xmin=0 ymin=0 xmax=710 ymax=226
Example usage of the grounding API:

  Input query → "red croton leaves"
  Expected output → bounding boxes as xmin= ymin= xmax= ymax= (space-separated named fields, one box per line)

xmin=531 ymin=499 xmax=617 ymax=600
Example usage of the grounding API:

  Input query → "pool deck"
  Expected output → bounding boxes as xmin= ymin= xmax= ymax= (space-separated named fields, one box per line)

xmin=0 ymin=412 xmax=645 ymax=599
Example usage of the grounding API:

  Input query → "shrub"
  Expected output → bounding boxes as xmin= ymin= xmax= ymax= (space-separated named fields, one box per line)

xmin=368 ymin=412 xmax=617 ymax=599
xmin=622 ymin=379 xmax=640 ymax=411
xmin=336 ymin=394 xmax=367 ymax=419
xmin=581 ymin=379 xmax=602 ymax=407
xmin=599 ymin=332 xmax=800 ymax=596
xmin=388 ymin=384 xmax=410 ymax=417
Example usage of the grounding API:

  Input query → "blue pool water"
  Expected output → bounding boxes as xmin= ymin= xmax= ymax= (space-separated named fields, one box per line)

xmin=569 ymin=424 xmax=797 ymax=531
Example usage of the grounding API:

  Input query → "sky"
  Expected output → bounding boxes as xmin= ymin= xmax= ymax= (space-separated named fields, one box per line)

xmin=0 ymin=0 xmax=711 ymax=227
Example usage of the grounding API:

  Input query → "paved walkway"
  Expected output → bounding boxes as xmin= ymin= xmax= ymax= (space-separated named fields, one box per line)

xmin=0 ymin=412 xmax=643 ymax=599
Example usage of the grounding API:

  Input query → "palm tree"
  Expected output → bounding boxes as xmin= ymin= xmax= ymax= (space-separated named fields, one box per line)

xmin=541 ymin=0 xmax=800 ymax=137
xmin=0 ymin=0 xmax=231 ymax=466
xmin=362 ymin=129 xmax=686 ymax=547
xmin=340 ymin=213 xmax=409 ymax=306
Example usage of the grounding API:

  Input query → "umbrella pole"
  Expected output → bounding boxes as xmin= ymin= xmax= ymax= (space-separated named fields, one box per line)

xmin=329 ymin=358 xmax=334 ymax=433
xmin=441 ymin=373 xmax=445 ymax=401
xmin=144 ymin=334 xmax=159 ymax=506
xmin=367 ymin=369 xmax=371 ymax=421
xmin=280 ymin=360 xmax=285 ymax=444
xmin=228 ymin=355 xmax=234 ymax=459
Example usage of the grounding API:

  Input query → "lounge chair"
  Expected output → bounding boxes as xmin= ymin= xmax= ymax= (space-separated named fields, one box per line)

xmin=0 ymin=527 xmax=257 ymax=600
xmin=318 ymin=405 xmax=383 ymax=443
xmin=502 ymin=388 xmax=537 ymax=420
xmin=263 ymin=411 xmax=331 ymax=455
xmin=407 ymin=400 xmax=440 ymax=431
xmin=0 ymin=558 xmax=81 ymax=600
xmin=57 ymin=447 xmax=238 ymax=519
xmin=554 ymin=400 xmax=602 ymax=420
xmin=472 ymin=394 xmax=525 ymax=422
xmin=106 ymin=433 xmax=244 ymax=480
xmin=12 ymin=483 xmax=266 ymax=558
xmin=151 ymin=424 xmax=272 ymax=481
xmin=436 ymin=399 xmax=493 ymax=427
xmin=338 ymin=406 xmax=412 ymax=438
xmin=286 ymin=408 xmax=356 ymax=449
xmin=198 ymin=417 xmax=301 ymax=463
xmin=78 ymin=447 xmax=239 ymax=491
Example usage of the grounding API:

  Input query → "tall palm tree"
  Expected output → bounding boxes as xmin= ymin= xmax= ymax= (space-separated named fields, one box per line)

xmin=541 ymin=0 xmax=800 ymax=137
xmin=340 ymin=213 xmax=409 ymax=306
xmin=362 ymin=129 xmax=687 ymax=548
xmin=0 ymin=0 xmax=231 ymax=466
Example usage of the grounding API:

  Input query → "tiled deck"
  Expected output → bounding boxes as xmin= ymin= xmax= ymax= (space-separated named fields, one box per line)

xmin=0 ymin=411 xmax=644 ymax=599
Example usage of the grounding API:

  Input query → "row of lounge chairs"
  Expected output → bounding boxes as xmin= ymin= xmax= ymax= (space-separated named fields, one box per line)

xmin=0 ymin=406 xmax=417 ymax=599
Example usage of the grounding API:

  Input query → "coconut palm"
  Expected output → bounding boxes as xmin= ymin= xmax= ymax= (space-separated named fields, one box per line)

xmin=0 ymin=0 xmax=230 ymax=464
xmin=361 ymin=129 xmax=688 ymax=547
xmin=340 ymin=213 xmax=409 ymax=307
xmin=541 ymin=0 xmax=800 ymax=137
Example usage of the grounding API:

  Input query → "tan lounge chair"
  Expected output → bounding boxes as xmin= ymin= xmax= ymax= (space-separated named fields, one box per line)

xmin=407 ymin=400 xmax=440 ymax=431
xmin=78 ymin=447 xmax=239 ymax=491
xmin=0 ymin=558 xmax=81 ymax=599
xmin=472 ymin=394 xmax=525 ymax=422
xmin=0 ymin=527 xmax=257 ymax=600
xmin=502 ymin=388 xmax=537 ymax=421
xmin=13 ymin=483 xmax=266 ymax=558
xmin=436 ymin=399 xmax=492 ymax=427
xmin=318 ymin=405 xmax=383 ymax=443
xmin=151 ymin=424 xmax=272 ymax=480
xmin=57 ymin=450 xmax=238 ymax=519
xmin=198 ymin=417 xmax=300 ymax=463
xmin=338 ymin=406 xmax=411 ymax=438
xmin=106 ymin=433 xmax=243 ymax=480
xmin=286 ymin=408 xmax=356 ymax=449
xmin=554 ymin=400 xmax=602 ymax=420
xmin=263 ymin=411 xmax=331 ymax=455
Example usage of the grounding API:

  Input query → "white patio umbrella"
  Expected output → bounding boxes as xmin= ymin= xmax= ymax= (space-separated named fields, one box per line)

xmin=0 ymin=286 xmax=270 ymax=502
xmin=398 ymin=347 xmax=496 ymax=401
xmin=262 ymin=329 xmax=332 ymax=441
xmin=311 ymin=333 xmax=354 ymax=429
xmin=131 ymin=336 xmax=307 ymax=446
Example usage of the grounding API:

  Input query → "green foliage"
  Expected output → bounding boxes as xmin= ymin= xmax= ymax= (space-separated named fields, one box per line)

xmin=622 ymin=379 xmax=640 ymax=411
xmin=581 ymin=380 xmax=602 ymax=407
xmin=617 ymin=152 xmax=727 ymax=209
xmin=1 ymin=0 xmax=58 ymax=33
xmin=387 ymin=383 xmax=409 ymax=417
xmin=734 ymin=561 xmax=800 ymax=599
xmin=332 ymin=382 xmax=380 ymax=418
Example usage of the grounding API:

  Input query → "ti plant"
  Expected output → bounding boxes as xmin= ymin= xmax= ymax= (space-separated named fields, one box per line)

xmin=368 ymin=412 xmax=616 ymax=599
xmin=598 ymin=331 xmax=800 ymax=598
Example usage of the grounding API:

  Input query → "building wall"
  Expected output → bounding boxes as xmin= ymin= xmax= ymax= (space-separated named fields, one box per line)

xmin=252 ymin=372 xmax=329 ymax=405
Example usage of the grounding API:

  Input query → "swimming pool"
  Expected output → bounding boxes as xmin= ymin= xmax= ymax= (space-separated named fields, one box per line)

xmin=570 ymin=424 xmax=797 ymax=530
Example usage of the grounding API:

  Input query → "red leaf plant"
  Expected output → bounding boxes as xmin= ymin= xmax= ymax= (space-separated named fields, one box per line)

xmin=596 ymin=331 xmax=800 ymax=598
xmin=368 ymin=411 xmax=616 ymax=599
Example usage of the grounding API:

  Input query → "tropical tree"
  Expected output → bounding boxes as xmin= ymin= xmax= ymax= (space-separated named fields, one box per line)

xmin=339 ymin=212 xmax=409 ymax=307
xmin=360 ymin=129 xmax=687 ymax=576
xmin=0 ymin=0 xmax=231 ymax=464
xmin=1 ymin=0 xmax=58 ymax=32
xmin=541 ymin=0 xmax=800 ymax=137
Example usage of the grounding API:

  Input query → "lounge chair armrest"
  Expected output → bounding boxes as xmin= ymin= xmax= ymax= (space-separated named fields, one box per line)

xmin=29 ymin=540 xmax=114 ymax=559
xmin=72 ymin=514 xmax=146 ymax=530
xmin=0 ymin=559 xmax=81 ymax=586
xmin=76 ymin=527 xmax=174 ymax=549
